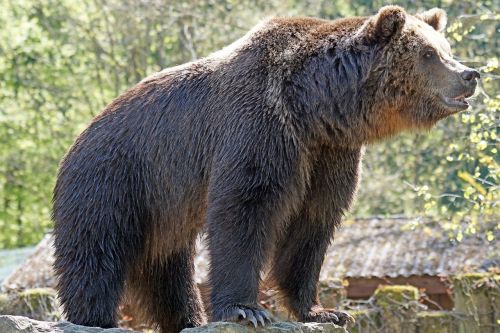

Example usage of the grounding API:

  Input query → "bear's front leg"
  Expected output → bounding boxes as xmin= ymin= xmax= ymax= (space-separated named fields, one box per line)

xmin=205 ymin=141 xmax=301 ymax=327
xmin=270 ymin=146 xmax=361 ymax=327
xmin=271 ymin=211 xmax=355 ymax=327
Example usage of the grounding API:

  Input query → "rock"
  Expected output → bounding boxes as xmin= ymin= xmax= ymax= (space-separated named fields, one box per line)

xmin=416 ymin=311 xmax=456 ymax=333
xmin=0 ymin=315 xmax=139 ymax=333
xmin=453 ymin=273 xmax=499 ymax=333
xmin=2 ymin=235 xmax=56 ymax=290
xmin=181 ymin=322 xmax=349 ymax=333
xmin=348 ymin=309 xmax=380 ymax=333
xmin=0 ymin=315 xmax=349 ymax=333
xmin=373 ymin=285 xmax=421 ymax=333
xmin=0 ymin=288 xmax=60 ymax=321
xmin=318 ymin=279 xmax=347 ymax=309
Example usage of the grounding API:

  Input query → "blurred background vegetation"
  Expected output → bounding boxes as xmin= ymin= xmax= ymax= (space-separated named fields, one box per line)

xmin=0 ymin=0 xmax=498 ymax=248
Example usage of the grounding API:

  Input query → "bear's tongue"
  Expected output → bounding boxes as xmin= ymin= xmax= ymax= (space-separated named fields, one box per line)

xmin=453 ymin=94 xmax=466 ymax=102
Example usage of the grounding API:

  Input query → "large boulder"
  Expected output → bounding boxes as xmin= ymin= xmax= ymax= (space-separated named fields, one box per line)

xmin=0 ymin=288 xmax=60 ymax=321
xmin=1 ymin=235 xmax=55 ymax=290
xmin=0 ymin=315 xmax=138 ymax=333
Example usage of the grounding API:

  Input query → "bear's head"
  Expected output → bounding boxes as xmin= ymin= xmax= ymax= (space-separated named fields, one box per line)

xmin=283 ymin=6 xmax=481 ymax=144
xmin=355 ymin=6 xmax=480 ymax=139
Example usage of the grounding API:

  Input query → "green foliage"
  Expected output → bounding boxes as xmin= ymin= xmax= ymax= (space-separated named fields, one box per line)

xmin=0 ymin=0 xmax=498 ymax=248
xmin=354 ymin=4 xmax=499 ymax=242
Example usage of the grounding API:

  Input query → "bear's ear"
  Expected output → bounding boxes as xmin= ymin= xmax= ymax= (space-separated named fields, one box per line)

xmin=416 ymin=8 xmax=447 ymax=32
xmin=359 ymin=6 xmax=406 ymax=44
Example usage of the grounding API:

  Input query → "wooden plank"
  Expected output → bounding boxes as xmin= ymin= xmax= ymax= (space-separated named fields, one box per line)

xmin=345 ymin=276 xmax=453 ymax=310
xmin=346 ymin=276 xmax=449 ymax=298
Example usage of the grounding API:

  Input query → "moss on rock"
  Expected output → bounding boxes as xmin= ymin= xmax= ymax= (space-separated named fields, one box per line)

xmin=347 ymin=309 xmax=380 ymax=333
xmin=373 ymin=285 xmax=420 ymax=333
xmin=0 ymin=288 xmax=60 ymax=321
xmin=0 ymin=293 xmax=10 ymax=313
xmin=453 ymin=272 xmax=499 ymax=333
xmin=374 ymin=285 xmax=419 ymax=309
xmin=416 ymin=311 xmax=455 ymax=333
xmin=318 ymin=278 xmax=347 ymax=309
xmin=19 ymin=288 xmax=56 ymax=308
xmin=454 ymin=273 xmax=499 ymax=289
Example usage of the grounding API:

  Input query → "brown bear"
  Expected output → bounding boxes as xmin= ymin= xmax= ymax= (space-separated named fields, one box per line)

xmin=52 ymin=5 xmax=479 ymax=333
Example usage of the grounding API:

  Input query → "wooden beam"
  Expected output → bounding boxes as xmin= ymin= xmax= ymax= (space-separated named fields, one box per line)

xmin=346 ymin=275 xmax=450 ymax=298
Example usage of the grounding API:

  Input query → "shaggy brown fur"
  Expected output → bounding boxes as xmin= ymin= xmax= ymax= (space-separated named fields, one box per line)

xmin=52 ymin=6 xmax=479 ymax=332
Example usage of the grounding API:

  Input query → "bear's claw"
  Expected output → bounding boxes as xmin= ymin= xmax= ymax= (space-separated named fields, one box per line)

xmin=303 ymin=308 xmax=355 ymax=327
xmin=219 ymin=304 xmax=273 ymax=327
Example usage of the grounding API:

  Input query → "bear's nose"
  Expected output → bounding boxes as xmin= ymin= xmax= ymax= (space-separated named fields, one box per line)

xmin=461 ymin=69 xmax=480 ymax=82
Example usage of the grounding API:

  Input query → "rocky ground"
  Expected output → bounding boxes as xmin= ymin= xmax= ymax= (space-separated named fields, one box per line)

xmin=0 ymin=315 xmax=348 ymax=333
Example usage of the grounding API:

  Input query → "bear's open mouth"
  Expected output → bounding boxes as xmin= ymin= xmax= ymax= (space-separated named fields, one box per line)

xmin=439 ymin=92 xmax=474 ymax=110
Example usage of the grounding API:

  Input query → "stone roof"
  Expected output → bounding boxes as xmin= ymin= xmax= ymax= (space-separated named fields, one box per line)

xmin=320 ymin=218 xmax=499 ymax=279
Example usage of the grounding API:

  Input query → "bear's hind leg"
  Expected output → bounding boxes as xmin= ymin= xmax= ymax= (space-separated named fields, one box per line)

xmin=53 ymin=225 xmax=139 ymax=328
xmin=127 ymin=239 xmax=206 ymax=333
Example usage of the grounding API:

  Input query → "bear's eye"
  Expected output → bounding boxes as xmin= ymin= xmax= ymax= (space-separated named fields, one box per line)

xmin=423 ymin=50 xmax=435 ymax=59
